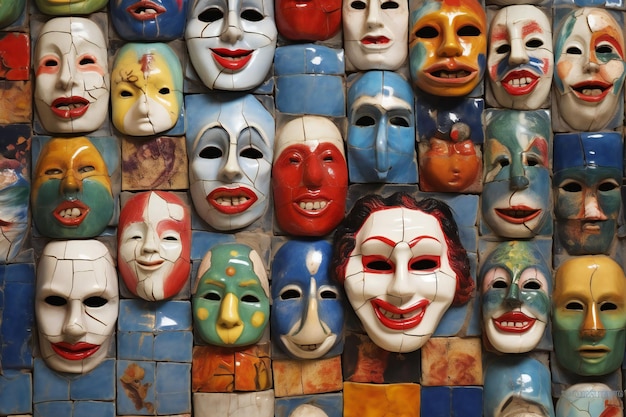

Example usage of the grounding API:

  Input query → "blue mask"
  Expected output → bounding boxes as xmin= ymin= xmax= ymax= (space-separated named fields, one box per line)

xmin=110 ymin=0 xmax=188 ymax=41
xmin=271 ymin=240 xmax=344 ymax=359
xmin=347 ymin=71 xmax=417 ymax=184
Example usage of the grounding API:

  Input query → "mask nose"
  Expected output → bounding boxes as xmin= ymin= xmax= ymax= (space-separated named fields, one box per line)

xmin=437 ymin=26 xmax=463 ymax=57
xmin=303 ymin=156 xmax=323 ymax=189
xmin=220 ymin=10 xmax=244 ymax=44
xmin=61 ymin=169 xmax=82 ymax=195
xmin=63 ymin=299 xmax=87 ymax=341
xmin=583 ymin=191 xmax=608 ymax=221
xmin=218 ymin=142 xmax=243 ymax=181
xmin=508 ymin=38 xmax=529 ymax=65
xmin=580 ymin=303 xmax=606 ymax=341
xmin=374 ymin=117 xmax=390 ymax=179
xmin=505 ymin=283 xmax=522 ymax=307
xmin=217 ymin=293 xmax=243 ymax=330
xmin=386 ymin=242 xmax=414 ymax=299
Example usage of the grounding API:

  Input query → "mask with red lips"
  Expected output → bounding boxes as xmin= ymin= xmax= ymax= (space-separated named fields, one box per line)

xmin=34 ymin=17 xmax=109 ymax=134
xmin=276 ymin=0 xmax=341 ymax=41
xmin=186 ymin=93 xmax=274 ymax=231
xmin=36 ymin=240 xmax=118 ymax=374
xmin=110 ymin=0 xmax=188 ymax=41
xmin=185 ymin=0 xmax=277 ymax=91
xmin=480 ymin=240 xmax=551 ymax=354
xmin=334 ymin=193 xmax=473 ymax=353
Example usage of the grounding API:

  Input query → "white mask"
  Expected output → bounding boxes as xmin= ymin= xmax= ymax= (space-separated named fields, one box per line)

xmin=187 ymin=93 xmax=274 ymax=231
xmin=342 ymin=0 xmax=408 ymax=71
xmin=554 ymin=8 xmax=626 ymax=131
xmin=487 ymin=5 xmax=553 ymax=110
xmin=34 ymin=17 xmax=109 ymax=134
xmin=185 ymin=0 xmax=277 ymax=91
xmin=344 ymin=207 xmax=457 ymax=353
xmin=36 ymin=240 xmax=118 ymax=374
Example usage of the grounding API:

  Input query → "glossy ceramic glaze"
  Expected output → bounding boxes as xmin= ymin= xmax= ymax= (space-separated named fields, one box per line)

xmin=110 ymin=0 xmax=188 ymax=41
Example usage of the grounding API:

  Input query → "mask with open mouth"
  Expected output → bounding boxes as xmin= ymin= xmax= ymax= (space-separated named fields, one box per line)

xmin=487 ymin=5 xmax=553 ymax=110
xmin=342 ymin=0 xmax=408 ymax=71
xmin=185 ymin=0 xmax=277 ymax=91
xmin=36 ymin=240 xmax=118 ymax=374
xmin=480 ymin=240 xmax=551 ymax=354
xmin=110 ymin=0 xmax=188 ymax=41
xmin=273 ymin=116 xmax=347 ymax=237
xmin=553 ymin=7 xmax=626 ymax=131
xmin=333 ymin=192 xmax=473 ymax=353
xmin=34 ymin=17 xmax=109 ymax=134
xmin=409 ymin=0 xmax=486 ymax=97
xmin=553 ymin=132 xmax=622 ymax=256
xmin=31 ymin=136 xmax=114 ymax=239
xmin=553 ymin=256 xmax=626 ymax=376
xmin=271 ymin=240 xmax=344 ymax=359
xmin=186 ymin=93 xmax=274 ymax=231
xmin=482 ymin=110 xmax=552 ymax=239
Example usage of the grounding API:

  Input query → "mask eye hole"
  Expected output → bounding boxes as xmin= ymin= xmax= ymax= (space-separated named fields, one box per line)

xmin=355 ymin=116 xmax=375 ymax=126
xmin=596 ymin=45 xmax=614 ymax=54
xmin=45 ymin=295 xmax=67 ymax=306
xmin=599 ymin=181 xmax=618 ymax=192
xmin=241 ymin=294 xmax=260 ymax=303
xmin=492 ymin=280 xmax=508 ymax=289
xmin=457 ymin=25 xmax=480 ymax=37
xmin=320 ymin=290 xmax=338 ymax=299
xmin=159 ymin=87 xmax=170 ymax=95
xmin=241 ymin=9 xmax=263 ymax=21
xmin=199 ymin=146 xmax=223 ymax=159
xmin=84 ymin=296 xmax=108 ymax=308
xmin=203 ymin=292 xmax=221 ymax=301
xmin=381 ymin=1 xmax=398 ymax=9
xmin=522 ymin=281 xmax=541 ymax=290
xmin=409 ymin=257 xmax=439 ymax=271
xmin=350 ymin=0 xmax=366 ymax=9
xmin=79 ymin=57 xmax=95 ymax=65
xmin=198 ymin=7 xmax=223 ymax=22
xmin=390 ymin=116 xmax=409 ymax=127
xmin=415 ymin=26 xmax=439 ymax=39
xmin=365 ymin=259 xmax=393 ymax=271
xmin=600 ymin=302 xmax=617 ymax=311
xmin=526 ymin=39 xmax=543 ymax=48
xmin=566 ymin=301 xmax=584 ymax=311
xmin=561 ymin=181 xmax=582 ymax=193
xmin=280 ymin=289 xmax=301 ymax=300
xmin=497 ymin=157 xmax=510 ymax=168
xmin=496 ymin=44 xmax=511 ymax=54
xmin=240 ymin=148 xmax=263 ymax=159
xmin=566 ymin=46 xmax=582 ymax=55
xmin=44 ymin=59 xmax=58 ymax=67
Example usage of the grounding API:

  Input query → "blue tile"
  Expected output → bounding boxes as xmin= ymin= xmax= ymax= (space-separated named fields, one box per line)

xmin=156 ymin=301 xmax=192 ymax=331
xmin=420 ymin=386 xmax=451 ymax=417
xmin=276 ymin=75 xmax=345 ymax=116
xmin=190 ymin=231 xmax=235 ymax=261
xmin=117 ymin=360 xmax=156 ymax=415
xmin=33 ymin=358 xmax=70 ymax=403
xmin=155 ymin=362 xmax=191 ymax=414
xmin=118 ymin=299 xmax=157 ymax=332
xmin=118 ymin=332 xmax=155 ymax=360
xmin=74 ymin=400 xmax=115 ymax=417
xmin=154 ymin=331 xmax=193 ymax=362
xmin=452 ymin=387 xmax=482 ymax=417
xmin=70 ymin=359 xmax=115 ymax=401
xmin=0 ymin=370 xmax=32 ymax=414
xmin=1 ymin=278 xmax=34 ymax=369
xmin=34 ymin=401 xmax=72 ymax=417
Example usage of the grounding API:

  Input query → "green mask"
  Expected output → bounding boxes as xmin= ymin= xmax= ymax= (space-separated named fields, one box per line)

xmin=553 ymin=256 xmax=626 ymax=376
xmin=35 ymin=0 xmax=107 ymax=15
xmin=0 ymin=0 xmax=24 ymax=27
xmin=193 ymin=243 xmax=269 ymax=347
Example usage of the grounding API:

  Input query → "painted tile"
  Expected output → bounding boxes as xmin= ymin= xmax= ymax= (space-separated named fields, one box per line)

xmin=343 ymin=382 xmax=420 ymax=417
xmin=117 ymin=360 xmax=156 ymax=415
xmin=421 ymin=338 xmax=483 ymax=386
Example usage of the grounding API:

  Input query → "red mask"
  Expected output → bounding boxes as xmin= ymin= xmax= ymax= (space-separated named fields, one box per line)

xmin=276 ymin=0 xmax=342 ymax=41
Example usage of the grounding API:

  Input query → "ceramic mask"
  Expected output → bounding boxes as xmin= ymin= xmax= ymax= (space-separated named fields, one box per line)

xmin=193 ymin=243 xmax=270 ymax=347
xmin=482 ymin=110 xmax=551 ymax=238
xmin=0 ymin=158 xmax=28 ymax=263
xmin=347 ymin=71 xmax=416 ymax=183
xmin=554 ymin=8 xmax=626 ymax=131
xmin=31 ymin=137 xmax=114 ymax=239
xmin=110 ymin=0 xmax=188 ymax=41
xmin=186 ymin=94 xmax=274 ymax=231
xmin=35 ymin=0 xmax=107 ymax=14
xmin=335 ymin=193 xmax=473 ymax=353
xmin=34 ymin=18 xmax=109 ymax=134
xmin=118 ymin=191 xmax=191 ymax=301
xmin=36 ymin=240 xmax=118 ymax=374
xmin=289 ymin=404 xmax=330 ymax=417
xmin=483 ymin=356 xmax=555 ymax=417
xmin=556 ymin=383 xmax=623 ymax=417
xmin=111 ymin=42 xmax=183 ymax=136
xmin=480 ymin=241 xmax=550 ymax=354
xmin=272 ymin=116 xmax=347 ymax=237
xmin=276 ymin=0 xmax=340 ymax=41
xmin=0 ymin=0 xmax=25 ymax=28
xmin=487 ymin=5 xmax=553 ymax=110
xmin=343 ymin=0 xmax=408 ymax=71
xmin=409 ymin=0 xmax=486 ymax=96
xmin=420 ymin=122 xmax=480 ymax=192
xmin=553 ymin=133 xmax=622 ymax=256
xmin=271 ymin=240 xmax=343 ymax=359
xmin=553 ymin=256 xmax=626 ymax=376
xmin=185 ymin=0 xmax=277 ymax=91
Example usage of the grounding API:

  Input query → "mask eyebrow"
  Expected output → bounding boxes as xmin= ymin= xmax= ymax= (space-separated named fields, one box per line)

xmin=362 ymin=236 xmax=396 ymax=247
xmin=522 ymin=21 xmax=544 ymax=38
xmin=239 ymin=279 xmax=260 ymax=288
xmin=203 ymin=279 xmax=225 ymax=288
